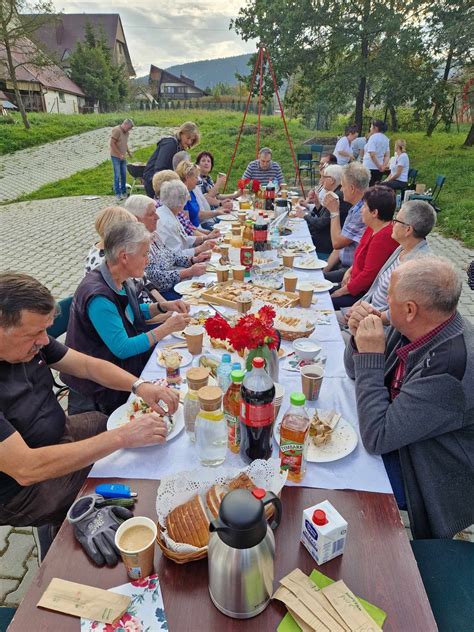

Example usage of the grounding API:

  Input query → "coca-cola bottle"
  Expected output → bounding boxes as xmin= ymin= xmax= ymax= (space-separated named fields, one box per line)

xmin=240 ymin=357 xmax=276 ymax=462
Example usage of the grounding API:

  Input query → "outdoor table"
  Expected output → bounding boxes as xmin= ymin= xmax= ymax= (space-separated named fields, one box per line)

xmin=9 ymin=213 xmax=437 ymax=630
xmin=8 ymin=478 xmax=437 ymax=631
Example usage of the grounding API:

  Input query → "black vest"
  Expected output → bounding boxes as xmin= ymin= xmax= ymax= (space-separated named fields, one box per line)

xmin=61 ymin=265 xmax=152 ymax=411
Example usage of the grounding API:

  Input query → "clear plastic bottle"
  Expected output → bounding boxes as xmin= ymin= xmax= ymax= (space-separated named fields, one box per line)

xmin=183 ymin=367 xmax=209 ymax=441
xmin=279 ymin=392 xmax=310 ymax=483
xmin=195 ymin=386 xmax=227 ymax=466
xmin=216 ymin=353 xmax=232 ymax=392
xmin=224 ymin=369 xmax=245 ymax=453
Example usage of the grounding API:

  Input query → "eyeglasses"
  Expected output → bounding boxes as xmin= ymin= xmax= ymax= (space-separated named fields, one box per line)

xmin=391 ymin=217 xmax=411 ymax=227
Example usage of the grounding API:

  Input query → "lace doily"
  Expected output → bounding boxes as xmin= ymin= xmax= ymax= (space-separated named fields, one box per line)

xmin=156 ymin=459 xmax=287 ymax=553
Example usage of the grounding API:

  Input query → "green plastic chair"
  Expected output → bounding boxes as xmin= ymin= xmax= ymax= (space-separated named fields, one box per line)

xmin=409 ymin=175 xmax=446 ymax=211
xmin=295 ymin=152 xmax=315 ymax=186
xmin=411 ymin=539 xmax=474 ymax=632
xmin=310 ymin=143 xmax=324 ymax=171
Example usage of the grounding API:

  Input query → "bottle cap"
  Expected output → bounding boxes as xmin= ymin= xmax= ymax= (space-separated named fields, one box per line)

xmin=186 ymin=367 xmax=210 ymax=390
xmin=312 ymin=509 xmax=328 ymax=526
xmin=232 ymin=362 xmax=242 ymax=370
xmin=221 ymin=353 xmax=231 ymax=363
xmin=198 ymin=385 xmax=223 ymax=409
xmin=230 ymin=370 xmax=245 ymax=383
xmin=290 ymin=392 xmax=306 ymax=406
xmin=252 ymin=357 xmax=265 ymax=369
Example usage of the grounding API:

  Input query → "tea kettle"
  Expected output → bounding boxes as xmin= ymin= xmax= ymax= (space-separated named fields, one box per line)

xmin=208 ymin=488 xmax=282 ymax=619
xmin=274 ymin=197 xmax=292 ymax=219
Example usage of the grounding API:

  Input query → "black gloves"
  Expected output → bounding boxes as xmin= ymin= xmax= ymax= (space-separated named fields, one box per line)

xmin=67 ymin=495 xmax=133 ymax=566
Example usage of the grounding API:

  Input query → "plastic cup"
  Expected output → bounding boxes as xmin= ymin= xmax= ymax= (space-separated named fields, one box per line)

xmin=283 ymin=273 xmax=298 ymax=293
xmin=238 ymin=211 xmax=247 ymax=224
xmin=184 ymin=324 xmax=204 ymax=354
xmin=115 ymin=516 xmax=157 ymax=580
xmin=300 ymin=364 xmax=324 ymax=401
xmin=216 ymin=265 xmax=230 ymax=282
xmin=282 ymin=253 xmax=295 ymax=267
xmin=232 ymin=265 xmax=246 ymax=281
xmin=299 ymin=283 xmax=314 ymax=308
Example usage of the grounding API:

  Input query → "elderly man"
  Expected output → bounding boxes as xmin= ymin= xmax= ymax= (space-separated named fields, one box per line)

xmin=110 ymin=118 xmax=134 ymax=201
xmin=345 ymin=257 xmax=474 ymax=539
xmin=0 ymin=272 xmax=178 ymax=532
xmin=243 ymin=147 xmax=284 ymax=186
xmin=323 ymin=162 xmax=370 ymax=282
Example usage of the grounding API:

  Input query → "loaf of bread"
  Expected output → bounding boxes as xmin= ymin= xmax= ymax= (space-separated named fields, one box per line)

xmin=228 ymin=472 xmax=255 ymax=492
xmin=166 ymin=494 xmax=210 ymax=548
xmin=206 ymin=484 xmax=227 ymax=519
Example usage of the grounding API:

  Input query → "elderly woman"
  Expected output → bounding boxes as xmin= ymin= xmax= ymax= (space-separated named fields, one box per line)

xmin=157 ymin=179 xmax=217 ymax=257
xmin=143 ymin=121 xmax=200 ymax=198
xmin=124 ymin=195 xmax=209 ymax=299
xmin=344 ymin=201 xmax=436 ymax=326
xmin=296 ymin=165 xmax=352 ymax=260
xmin=85 ymin=206 xmax=137 ymax=274
xmin=63 ymin=222 xmax=191 ymax=414
xmin=383 ymin=139 xmax=410 ymax=190
xmin=196 ymin=151 xmax=237 ymax=209
xmin=176 ymin=160 xmax=228 ymax=228
xmin=330 ymin=186 xmax=398 ymax=309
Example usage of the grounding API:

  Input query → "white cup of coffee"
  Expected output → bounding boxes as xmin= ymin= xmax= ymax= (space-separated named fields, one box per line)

xmin=115 ymin=516 xmax=157 ymax=580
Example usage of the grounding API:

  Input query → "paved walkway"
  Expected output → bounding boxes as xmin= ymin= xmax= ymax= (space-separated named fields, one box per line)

xmin=0 ymin=194 xmax=473 ymax=609
xmin=0 ymin=126 xmax=172 ymax=203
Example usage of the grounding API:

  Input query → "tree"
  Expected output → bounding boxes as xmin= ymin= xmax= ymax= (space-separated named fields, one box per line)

xmin=424 ymin=0 xmax=474 ymax=136
xmin=0 ymin=0 xmax=57 ymax=129
xmin=232 ymin=0 xmax=429 ymax=131
xmin=69 ymin=22 xmax=128 ymax=112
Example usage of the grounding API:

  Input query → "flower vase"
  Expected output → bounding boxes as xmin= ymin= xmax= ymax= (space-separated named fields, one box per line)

xmin=246 ymin=345 xmax=279 ymax=383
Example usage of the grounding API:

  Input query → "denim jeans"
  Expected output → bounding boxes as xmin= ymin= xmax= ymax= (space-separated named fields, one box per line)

xmin=111 ymin=156 xmax=127 ymax=195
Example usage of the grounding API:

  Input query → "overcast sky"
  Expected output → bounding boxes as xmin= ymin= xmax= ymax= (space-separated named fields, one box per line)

xmin=56 ymin=0 xmax=257 ymax=75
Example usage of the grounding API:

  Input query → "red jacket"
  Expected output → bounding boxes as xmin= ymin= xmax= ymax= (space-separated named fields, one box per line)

xmin=347 ymin=224 xmax=398 ymax=296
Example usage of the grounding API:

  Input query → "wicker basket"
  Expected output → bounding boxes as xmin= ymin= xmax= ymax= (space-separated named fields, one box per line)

xmin=278 ymin=326 xmax=315 ymax=341
xmin=156 ymin=524 xmax=208 ymax=564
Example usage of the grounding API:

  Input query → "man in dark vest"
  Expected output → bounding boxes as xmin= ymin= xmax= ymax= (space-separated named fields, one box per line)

xmin=0 ymin=272 xmax=178 ymax=530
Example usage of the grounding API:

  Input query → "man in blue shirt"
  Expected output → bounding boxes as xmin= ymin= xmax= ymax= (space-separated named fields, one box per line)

xmin=323 ymin=162 xmax=370 ymax=283
xmin=243 ymin=147 xmax=284 ymax=186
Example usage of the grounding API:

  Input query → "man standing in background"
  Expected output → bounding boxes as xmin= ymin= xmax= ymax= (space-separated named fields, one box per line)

xmin=110 ymin=119 xmax=134 ymax=200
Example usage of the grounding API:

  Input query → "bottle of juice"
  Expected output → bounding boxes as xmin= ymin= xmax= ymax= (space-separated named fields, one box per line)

xmin=279 ymin=392 xmax=310 ymax=482
xmin=243 ymin=220 xmax=254 ymax=247
xmin=223 ymin=369 xmax=245 ymax=453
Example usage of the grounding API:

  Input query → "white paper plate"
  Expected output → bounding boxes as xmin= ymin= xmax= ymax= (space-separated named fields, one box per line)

xmin=156 ymin=348 xmax=193 ymax=368
xmin=293 ymin=258 xmax=327 ymax=270
xmin=309 ymin=280 xmax=337 ymax=293
xmin=107 ymin=398 xmax=185 ymax=442
xmin=217 ymin=214 xmax=235 ymax=221
xmin=274 ymin=414 xmax=358 ymax=462
xmin=281 ymin=244 xmax=315 ymax=254
xmin=173 ymin=280 xmax=208 ymax=295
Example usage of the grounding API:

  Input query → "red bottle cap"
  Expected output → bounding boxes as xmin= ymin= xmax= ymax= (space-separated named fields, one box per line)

xmin=252 ymin=488 xmax=266 ymax=500
xmin=252 ymin=357 xmax=265 ymax=369
xmin=312 ymin=509 xmax=328 ymax=526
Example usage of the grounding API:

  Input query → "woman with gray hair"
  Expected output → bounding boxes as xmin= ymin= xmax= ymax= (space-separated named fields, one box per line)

xmin=344 ymin=200 xmax=436 ymax=323
xmin=295 ymin=164 xmax=352 ymax=259
xmin=63 ymin=221 xmax=191 ymax=414
xmin=124 ymin=194 xmax=209 ymax=299
xmin=157 ymin=180 xmax=217 ymax=257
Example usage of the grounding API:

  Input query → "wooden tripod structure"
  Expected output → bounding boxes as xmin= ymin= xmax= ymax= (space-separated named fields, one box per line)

xmin=223 ymin=44 xmax=305 ymax=196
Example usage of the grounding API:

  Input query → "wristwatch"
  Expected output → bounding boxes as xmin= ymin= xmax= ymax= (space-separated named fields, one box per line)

xmin=330 ymin=212 xmax=340 ymax=219
xmin=131 ymin=378 xmax=152 ymax=395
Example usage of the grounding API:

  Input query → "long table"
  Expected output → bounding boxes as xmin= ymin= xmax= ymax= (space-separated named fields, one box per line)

xmin=9 ymin=216 xmax=437 ymax=630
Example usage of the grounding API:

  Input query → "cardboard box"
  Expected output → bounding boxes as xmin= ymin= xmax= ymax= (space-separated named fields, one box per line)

xmin=301 ymin=500 xmax=347 ymax=565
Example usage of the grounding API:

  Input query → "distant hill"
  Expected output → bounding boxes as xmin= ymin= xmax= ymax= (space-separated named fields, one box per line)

xmin=133 ymin=54 xmax=253 ymax=89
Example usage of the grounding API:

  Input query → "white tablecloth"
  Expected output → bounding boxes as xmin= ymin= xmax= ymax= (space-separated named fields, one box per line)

xmin=90 ymin=219 xmax=392 ymax=494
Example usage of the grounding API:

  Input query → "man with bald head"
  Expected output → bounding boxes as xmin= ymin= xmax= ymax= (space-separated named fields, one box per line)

xmin=345 ymin=256 xmax=474 ymax=539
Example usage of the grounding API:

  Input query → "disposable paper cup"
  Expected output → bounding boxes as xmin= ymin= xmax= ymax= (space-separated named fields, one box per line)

xmin=283 ymin=273 xmax=298 ymax=293
xmin=300 ymin=364 xmax=324 ymax=401
xmin=238 ymin=211 xmax=247 ymax=224
xmin=232 ymin=265 xmax=246 ymax=281
xmin=219 ymin=244 xmax=229 ymax=261
xmin=282 ymin=253 xmax=295 ymax=267
xmin=184 ymin=324 xmax=204 ymax=354
xmin=115 ymin=516 xmax=157 ymax=580
xmin=415 ymin=183 xmax=426 ymax=194
xmin=298 ymin=284 xmax=314 ymax=308
xmin=216 ymin=266 xmax=230 ymax=282
xmin=237 ymin=299 xmax=252 ymax=314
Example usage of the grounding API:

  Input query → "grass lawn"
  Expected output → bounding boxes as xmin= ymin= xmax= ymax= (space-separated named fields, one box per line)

xmin=4 ymin=111 xmax=473 ymax=248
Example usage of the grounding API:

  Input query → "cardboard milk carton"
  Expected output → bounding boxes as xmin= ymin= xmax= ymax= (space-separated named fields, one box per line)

xmin=301 ymin=499 xmax=348 ymax=565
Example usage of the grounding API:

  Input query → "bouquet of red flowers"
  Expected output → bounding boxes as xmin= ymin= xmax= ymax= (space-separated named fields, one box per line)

xmin=205 ymin=306 xmax=278 ymax=373
xmin=237 ymin=178 xmax=261 ymax=194
xmin=237 ymin=177 xmax=251 ymax=191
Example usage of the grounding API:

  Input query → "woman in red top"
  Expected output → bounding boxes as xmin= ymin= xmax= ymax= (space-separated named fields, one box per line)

xmin=331 ymin=186 xmax=398 ymax=309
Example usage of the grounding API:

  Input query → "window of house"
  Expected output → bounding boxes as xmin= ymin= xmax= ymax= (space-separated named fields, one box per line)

xmin=58 ymin=92 xmax=66 ymax=103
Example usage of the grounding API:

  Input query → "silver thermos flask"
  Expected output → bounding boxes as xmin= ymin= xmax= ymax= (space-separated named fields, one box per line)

xmin=208 ymin=487 xmax=282 ymax=619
